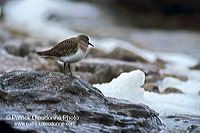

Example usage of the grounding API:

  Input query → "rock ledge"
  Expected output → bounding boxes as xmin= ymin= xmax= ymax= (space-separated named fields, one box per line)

xmin=0 ymin=70 xmax=163 ymax=132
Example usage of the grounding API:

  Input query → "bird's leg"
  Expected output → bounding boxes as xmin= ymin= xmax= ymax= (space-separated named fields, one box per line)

xmin=68 ymin=63 xmax=73 ymax=75
xmin=63 ymin=62 xmax=66 ymax=74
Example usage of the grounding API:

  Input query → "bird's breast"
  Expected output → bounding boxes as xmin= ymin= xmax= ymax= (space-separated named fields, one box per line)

xmin=59 ymin=48 xmax=88 ymax=63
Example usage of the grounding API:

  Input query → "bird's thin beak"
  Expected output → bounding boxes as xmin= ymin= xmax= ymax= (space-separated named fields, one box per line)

xmin=88 ymin=42 xmax=94 ymax=47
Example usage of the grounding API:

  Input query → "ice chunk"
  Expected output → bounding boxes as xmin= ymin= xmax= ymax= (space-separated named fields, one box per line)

xmin=94 ymin=70 xmax=145 ymax=103
xmin=95 ymin=70 xmax=200 ymax=117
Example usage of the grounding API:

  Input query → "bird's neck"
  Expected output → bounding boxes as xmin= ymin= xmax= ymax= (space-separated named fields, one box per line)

xmin=79 ymin=43 xmax=88 ymax=52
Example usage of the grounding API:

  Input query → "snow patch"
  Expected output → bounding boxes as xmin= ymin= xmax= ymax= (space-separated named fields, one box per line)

xmin=94 ymin=70 xmax=145 ymax=103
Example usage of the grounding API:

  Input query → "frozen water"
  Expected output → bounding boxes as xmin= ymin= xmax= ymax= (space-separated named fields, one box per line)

xmin=95 ymin=69 xmax=200 ymax=117
xmin=94 ymin=70 xmax=145 ymax=103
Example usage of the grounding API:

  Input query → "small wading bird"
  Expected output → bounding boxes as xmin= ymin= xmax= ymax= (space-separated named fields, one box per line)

xmin=37 ymin=35 xmax=94 ymax=75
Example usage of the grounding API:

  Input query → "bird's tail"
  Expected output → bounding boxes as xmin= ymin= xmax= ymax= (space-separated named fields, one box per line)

xmin=37 ymin=50 xmax=54 ymax=58
xmin=37 ymin=51 xmax=44 ymax=56
xmin=37 ymin=51 xmax=49 ymax=57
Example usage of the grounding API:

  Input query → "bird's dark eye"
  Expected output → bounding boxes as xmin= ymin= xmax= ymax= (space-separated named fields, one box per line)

xmin=82 ymin=38 xmax=87 ymax=41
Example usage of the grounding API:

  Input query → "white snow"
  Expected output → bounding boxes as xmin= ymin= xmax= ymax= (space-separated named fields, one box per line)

xmin=94 ymin=69 xmax=200 ymax=117
xmin=94 ymin=70 xmax=145 ymax=103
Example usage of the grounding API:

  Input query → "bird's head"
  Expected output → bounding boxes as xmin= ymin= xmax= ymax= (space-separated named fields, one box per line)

xmin=77 ymin=35 xmax=94 ymax=47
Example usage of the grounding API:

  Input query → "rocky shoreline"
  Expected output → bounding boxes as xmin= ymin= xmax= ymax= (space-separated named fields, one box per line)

xmin=0 ymin=70 xmax=163 ymax=132
xmin=0 ymin=23 xmax=200 ymax=132
xmin=0 ymin=25 xmax=174 ymax=132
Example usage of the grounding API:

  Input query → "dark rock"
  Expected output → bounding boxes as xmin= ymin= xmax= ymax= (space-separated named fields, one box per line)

xmin=161 ymin=72 xmax=188 ymax=81
xmin=163 ymin=87 xmax=183 ymax=94
xmin=86 ymin=48 xmax=107 ymax=58
xmin=186 ymin=124 xmax=200 ymax=133
xmin=3 ymin=40 xmax=20 ymax=56
xmin=19 ymin=42 xmax=35 ymax=57
xmin=87 ymin=0 xmax=200 ymax=29
xmin=190 ymin=62 xmax=200 ymax=70
xmin=143 ymin=82 xmax=159 ymax=93
xmin=31 ymin=57 xmax=60 ymax=73
xmin=164 ymin=116 xmax=200 ymax=132
xmin=154 ymin=58 xmax=166 ymax=69
xmin=0 ymin=48 xmax=60 ymax=74
xmin=77 ymin=63 xmax=113 ymax=84
xmin=0 ymin=49 xmax=33 ymax=74
xmin=112 ymin=0 xmax=200 ymax=15
xmin=3 ymin=40 xmax=35 ymax=57
xmin=76 ymin=58 xmax=162 ymax=84
xmin=87 ymin=47 xmax=148 ymax=62
xmin=112 ymin=0 xmax=200 ymax=29
xmin=0 ymin=70 xmax=163 ymax=132
xmin=107 ymin=47 xmax=147 ymax=62
xmin=74 ymin=71 xmax=93 ymax=83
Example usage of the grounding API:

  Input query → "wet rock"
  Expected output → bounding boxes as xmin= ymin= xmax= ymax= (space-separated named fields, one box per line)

xmin=190 ymin=62 xmax=200 ymax=70
xmin=153 ymin=58 xmax=166 ymax=69
xmin=3 ymin=40 xmax=35 ymax=57
xmin=145 ymin=74 xmax=163 ymax=83
xmin=143 ymin=82 xmax=159 ymax=93
xmin=30 ymin=56 xmax=60 ymax=72
xmin=87 ymin=47 xmax=148 ymax=62
xmin=76 ymin=58 xmax=162 ymax=84
xmin=19 ymin=43 xmax=35 ymax=57
xmin=0 ymin=49 xmax=33 ymax=74
xmin=107 ymin=47 xmax=147 ymax=62
xmin=186 ymin=125 xmax=200 ymax=133
xmin=113 ymin=0 xmax=200 ymax=15
xmin=86 ymin=48 xmax=107 ymax=58
xmin=161 ymin=72 xmax=188 ymax=81
xmin=85 ymin=63 xmax=113 ymax=84
xmin=3 ymin=40 xmax=21 ymax=56
xmin=0 ymin=70 xmax=163 ymax=132
xmin=163 ymin=116 xmax=200 ymax=132
xmin=0 ymin=47 xmax=60 ymax=74
xmin=112 ymin=0 xmax=200 ymax=29
xmin=163 ymin=87 xmax=183 ymax=94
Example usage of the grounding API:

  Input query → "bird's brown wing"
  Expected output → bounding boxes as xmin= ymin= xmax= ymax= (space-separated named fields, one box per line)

xmin=38 ymin=38 xmax=79 ymax=57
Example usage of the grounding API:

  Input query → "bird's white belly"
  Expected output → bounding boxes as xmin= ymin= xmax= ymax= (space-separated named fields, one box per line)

xmin=59 ymin=49 xmax=87 ymax=63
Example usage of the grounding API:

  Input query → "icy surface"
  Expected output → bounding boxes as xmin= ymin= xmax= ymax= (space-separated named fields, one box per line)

xmin=94 ymin=68 xmax=200 ymax=117
xmin=94 ymin=70 xmax=145 ymax=102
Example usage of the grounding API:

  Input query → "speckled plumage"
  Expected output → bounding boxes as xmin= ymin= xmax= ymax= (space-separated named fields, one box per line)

xmin=37 ymin=35 xmax=94 ymax=75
